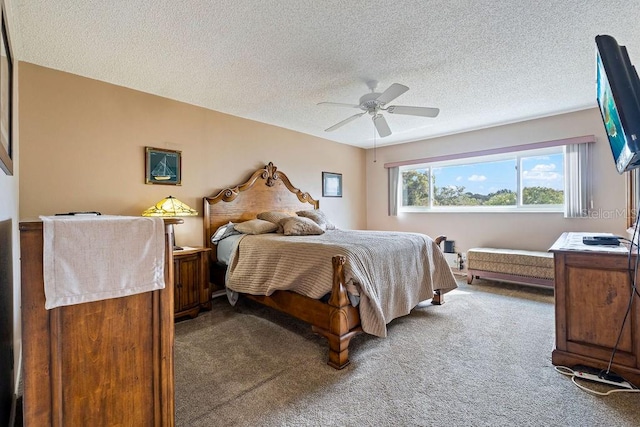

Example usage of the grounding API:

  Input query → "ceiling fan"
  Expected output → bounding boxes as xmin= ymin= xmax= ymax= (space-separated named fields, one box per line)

xmin=318 ymin=81 xmax=440 ymax=138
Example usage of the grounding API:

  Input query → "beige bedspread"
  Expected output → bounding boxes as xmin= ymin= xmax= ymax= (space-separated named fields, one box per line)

xmin=226 ymin=229 xmax=458 ymax=337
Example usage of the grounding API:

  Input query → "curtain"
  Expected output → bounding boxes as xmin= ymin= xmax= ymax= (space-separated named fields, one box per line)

xmin=564 ymin=143 xmax=591 ymax=218
xmin=388 ymin=167 xmax=399 ymax=216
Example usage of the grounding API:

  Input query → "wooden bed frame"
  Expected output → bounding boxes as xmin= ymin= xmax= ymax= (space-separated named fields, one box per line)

xmin=203 ymin=162 xmax=446 ymax=369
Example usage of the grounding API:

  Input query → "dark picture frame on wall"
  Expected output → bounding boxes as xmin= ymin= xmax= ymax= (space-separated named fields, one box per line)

xmin=145 ymin=147 xmax=182 ymax=185
xmin=0 ymin=4 xmax=13 ymax=176
xmin=322 ymin=172 xmax=342 ymax=197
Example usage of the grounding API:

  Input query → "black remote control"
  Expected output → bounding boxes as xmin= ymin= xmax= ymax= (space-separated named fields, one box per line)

xmin=582 ymin=236 xmax=620 ymax=246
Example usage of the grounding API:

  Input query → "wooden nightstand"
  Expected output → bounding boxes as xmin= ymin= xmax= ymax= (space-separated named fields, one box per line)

xmin=173 ymin=247 xmax=212 ymax=319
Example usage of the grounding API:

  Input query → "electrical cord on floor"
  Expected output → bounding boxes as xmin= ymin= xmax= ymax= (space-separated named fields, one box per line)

xmin=554 ymin=366 xmax=640 ymax=396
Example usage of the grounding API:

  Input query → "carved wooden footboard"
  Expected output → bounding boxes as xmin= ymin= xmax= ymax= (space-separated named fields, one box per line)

xmin=204 ymin=162 xmax=447 ymax=369
xmin=244 ymin=255 xmax=362 ymax=368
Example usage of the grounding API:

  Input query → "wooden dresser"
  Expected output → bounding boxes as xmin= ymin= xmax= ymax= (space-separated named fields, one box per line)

xmin=550 ymin=232 xmax=640 ymax=386
xmin=20 ymin=219 xmax=176 ymax=426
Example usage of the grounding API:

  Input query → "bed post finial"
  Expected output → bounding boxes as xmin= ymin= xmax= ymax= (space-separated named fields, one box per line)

xmin=264 ymin=162 xmax=279 ymax=187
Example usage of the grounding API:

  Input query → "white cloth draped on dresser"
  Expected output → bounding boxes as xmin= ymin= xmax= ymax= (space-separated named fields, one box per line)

xmin=41 ymin=215 xmax=166 ymax=309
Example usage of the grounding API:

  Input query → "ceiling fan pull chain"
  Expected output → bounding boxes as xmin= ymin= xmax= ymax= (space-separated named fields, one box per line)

xmin=373 ymin=125 xmax=377 ymax=163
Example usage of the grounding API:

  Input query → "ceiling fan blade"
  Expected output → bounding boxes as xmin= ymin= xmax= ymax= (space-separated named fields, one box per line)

xmin=317 ymin=101 xmax=360 ymax=108
xmin=325 ymin=112 xmax=366 ymax=132
xmin=386 ymin=105 xmax=440 ymax=118
xmin=376 ymin=83 xmax=409 ymax=105
xmin=372 ymin=114 xmax=392 ymax=137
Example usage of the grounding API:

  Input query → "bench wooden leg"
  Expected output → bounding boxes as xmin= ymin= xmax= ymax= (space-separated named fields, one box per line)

xmin=467 ymin=271 xmax=474 ymax=284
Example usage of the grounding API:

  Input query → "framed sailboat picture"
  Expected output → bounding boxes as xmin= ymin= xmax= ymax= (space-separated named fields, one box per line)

xmin=145 ymin=147 xmax=181 ymax=185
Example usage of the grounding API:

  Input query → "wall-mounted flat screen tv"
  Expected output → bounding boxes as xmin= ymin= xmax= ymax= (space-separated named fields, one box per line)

xmin=596 ymin=34 xmax=640 ymax=173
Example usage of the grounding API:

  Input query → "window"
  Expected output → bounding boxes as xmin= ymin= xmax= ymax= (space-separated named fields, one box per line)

xmin=400 ymin=147 xmax=565 ymax=212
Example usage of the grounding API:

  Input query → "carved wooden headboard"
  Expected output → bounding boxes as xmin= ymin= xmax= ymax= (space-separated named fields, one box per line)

xmin=203 ymin=162 xmax=319 ymax=261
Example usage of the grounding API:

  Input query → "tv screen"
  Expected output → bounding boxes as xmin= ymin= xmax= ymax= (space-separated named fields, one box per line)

xmin=596 ymin=35 xmax=640 ymax=173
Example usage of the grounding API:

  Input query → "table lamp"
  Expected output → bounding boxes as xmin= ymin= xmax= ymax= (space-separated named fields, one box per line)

xmin=142 ymin=195 xmax=198 ymax=250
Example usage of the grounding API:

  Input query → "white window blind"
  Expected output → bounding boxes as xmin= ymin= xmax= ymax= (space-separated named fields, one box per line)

xmin=388 ymin=166 xmax=399 ymax=216
xmin=564 ymin=142 xmax=592 ymax=218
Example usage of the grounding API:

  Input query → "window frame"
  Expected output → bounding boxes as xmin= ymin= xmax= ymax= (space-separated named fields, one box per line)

xmin=398 ymin=146 xmax=565 ymax=213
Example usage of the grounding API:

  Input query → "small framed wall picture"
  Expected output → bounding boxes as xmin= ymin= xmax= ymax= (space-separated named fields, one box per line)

xmin=322 ymin=172 xmax=342 ymax=197
xmin=145 ymin=147 xmax=181 ymax=185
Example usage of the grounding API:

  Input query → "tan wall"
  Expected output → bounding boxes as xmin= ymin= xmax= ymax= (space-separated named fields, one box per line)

xmin=365 ymin=109 xmax=628 ymax=253
xmin=18 ymin=63 xmax=366 ymax=247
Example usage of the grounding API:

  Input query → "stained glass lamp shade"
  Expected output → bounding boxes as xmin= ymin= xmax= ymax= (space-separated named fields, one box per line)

xmin=142 ymin=196 xmax=198 ymax=217
xmin=142 ymin=196 xmax=198 ymax=250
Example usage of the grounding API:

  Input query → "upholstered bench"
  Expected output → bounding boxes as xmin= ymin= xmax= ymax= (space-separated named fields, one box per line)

xmin=466 ymin=248 xmax=555 ymax=288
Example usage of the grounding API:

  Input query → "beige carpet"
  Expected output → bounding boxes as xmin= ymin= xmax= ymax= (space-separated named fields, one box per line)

xmin=174 ymin=279 xmax=640 ymax=426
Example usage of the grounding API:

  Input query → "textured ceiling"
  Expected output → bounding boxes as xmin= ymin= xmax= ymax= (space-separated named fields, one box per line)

xmin=11 ymin=0 xmax=640 ymax=148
